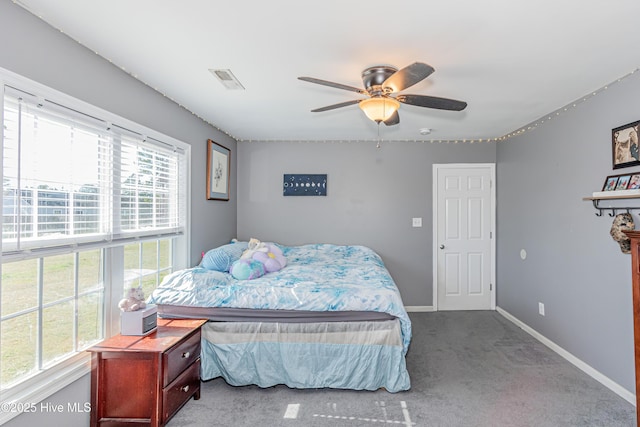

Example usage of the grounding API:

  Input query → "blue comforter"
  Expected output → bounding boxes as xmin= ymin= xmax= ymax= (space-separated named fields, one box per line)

xmin=149 ymin=243 xmax=411 ymax=353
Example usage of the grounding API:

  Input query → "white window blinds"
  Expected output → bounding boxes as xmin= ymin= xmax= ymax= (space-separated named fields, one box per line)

xmin=117 ymin=133 xmax=184 ymax=239
xmin=2 ymin=86 xmax=187 ymax=257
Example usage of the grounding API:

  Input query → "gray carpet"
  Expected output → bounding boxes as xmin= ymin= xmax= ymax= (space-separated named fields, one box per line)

xmin=167 ymin=311 xmax=636 ymax=426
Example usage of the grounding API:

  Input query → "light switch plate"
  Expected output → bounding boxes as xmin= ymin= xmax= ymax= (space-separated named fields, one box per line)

xmin=412 ymin=218 xmax=422 ymax=227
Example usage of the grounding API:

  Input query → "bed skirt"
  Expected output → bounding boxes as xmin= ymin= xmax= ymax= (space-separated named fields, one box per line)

xmin=200 ymin=319 xmax=410 ymax=392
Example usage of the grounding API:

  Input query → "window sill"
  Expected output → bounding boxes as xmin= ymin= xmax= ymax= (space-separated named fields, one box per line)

xmin=0 ymin=353 xmax=90 ymax=425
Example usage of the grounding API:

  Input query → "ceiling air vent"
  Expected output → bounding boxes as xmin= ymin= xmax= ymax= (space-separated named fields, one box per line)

xmin=209 ymin=69 xmax=245 ymax=90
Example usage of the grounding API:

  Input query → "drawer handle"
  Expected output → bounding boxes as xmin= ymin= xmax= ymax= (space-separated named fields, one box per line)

xmin=181 ymin=351 xmax=190 ymax=359
xmin=181 ymin=385 xmax=190 ymax=393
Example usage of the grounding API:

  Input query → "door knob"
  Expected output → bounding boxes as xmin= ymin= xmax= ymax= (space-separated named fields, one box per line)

xmin=439 ymin=244 xmax=445 ymax=249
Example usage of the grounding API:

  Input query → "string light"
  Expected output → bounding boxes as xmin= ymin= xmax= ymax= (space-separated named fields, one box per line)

xmin=25 ymin=3 xmax=637 ymax=146
xmin=16 ymin=5 xmax=241 ymax=142
xmin=240 ymin=67 xmax=639 ymax=145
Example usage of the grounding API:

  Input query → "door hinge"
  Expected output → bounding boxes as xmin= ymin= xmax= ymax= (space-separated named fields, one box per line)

xmin=490 ymin=283 xmax=493 ymax=291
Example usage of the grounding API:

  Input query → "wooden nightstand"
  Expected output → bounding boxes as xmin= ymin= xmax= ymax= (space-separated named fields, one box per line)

xmin=88 ymin=318 xmax=208 ymax=427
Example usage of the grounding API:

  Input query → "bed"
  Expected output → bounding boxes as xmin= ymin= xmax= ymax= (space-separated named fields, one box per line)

xmin=147 ymin=242 xmax=411 ymax=392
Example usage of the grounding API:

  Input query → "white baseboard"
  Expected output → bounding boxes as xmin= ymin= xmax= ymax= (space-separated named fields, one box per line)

xmin=405 ymin=306 xmax=434 ymax=312
xmin=496 ymin=306 xmax=636 ymax=407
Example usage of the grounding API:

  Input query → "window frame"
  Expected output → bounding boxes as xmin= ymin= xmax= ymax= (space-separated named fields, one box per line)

xmin=0 ymin=68 xmax=191 ymax=424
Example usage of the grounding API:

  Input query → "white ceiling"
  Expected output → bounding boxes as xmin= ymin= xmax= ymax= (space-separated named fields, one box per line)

xmin=15 ymin=0 xmax=640 ymax=142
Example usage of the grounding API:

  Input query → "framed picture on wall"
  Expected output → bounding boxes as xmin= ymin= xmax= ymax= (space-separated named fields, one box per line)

xmin=612 ymin=119 xmax=640 ymax=169
xmin=206 ymin=139 xmax=230 ymax=201
xmin=283 ymin=174 xmax=328 ymax=196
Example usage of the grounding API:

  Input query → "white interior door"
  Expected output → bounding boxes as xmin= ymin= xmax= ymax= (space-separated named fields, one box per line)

xmin=433 ymin=164 xmax=495 ymax=311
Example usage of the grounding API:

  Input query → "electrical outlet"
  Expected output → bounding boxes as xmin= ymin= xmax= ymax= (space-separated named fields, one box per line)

xmin=538 ymin=302 xmax=545 ymax=316
xmin=412 ymin=217 xmax=422 ymax=227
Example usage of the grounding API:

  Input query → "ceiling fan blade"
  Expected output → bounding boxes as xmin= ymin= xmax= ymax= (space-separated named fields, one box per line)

xmin=396 ymin=94 xmax=467 ymax=111
xmin=382 ymin=62 xmax=435 ymax=93
xmin=298 ymin=77 xmax=366 ymax=94
xmin=310 ymin=99 xmax=361 ymax=112
xmin=383 ymin=110 xmax=399 ymax=126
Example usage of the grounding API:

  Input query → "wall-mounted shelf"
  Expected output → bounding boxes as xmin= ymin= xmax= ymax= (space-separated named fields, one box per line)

xmin=583 ymin=193 xmax=640 ymax=216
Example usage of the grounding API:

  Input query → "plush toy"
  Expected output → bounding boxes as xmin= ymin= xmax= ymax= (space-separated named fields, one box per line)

xmin=231 ymin=238 xmax=287 ymax=279
xmin=253 ymin=244 xmax=287 ymax=272
xmin=240 ymin=238 xmax=286 ymax=272
xmin=240 ymin=238 xmax=267 ymax=259
xmin=118 ymin=286 xmax=147 ymax=312
xmin=230 ymin=258 xmax=266 ymax=280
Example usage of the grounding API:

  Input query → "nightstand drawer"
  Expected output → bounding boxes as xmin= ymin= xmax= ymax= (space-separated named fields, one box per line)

xmin=163 ymin=329 xmax=201 ymax=386
xmin=163 ymin=359 xmax=200 ymax=423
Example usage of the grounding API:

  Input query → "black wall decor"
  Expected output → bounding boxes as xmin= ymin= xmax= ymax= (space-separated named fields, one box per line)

xmin=283 ymin=174 xmax=327 ymax=196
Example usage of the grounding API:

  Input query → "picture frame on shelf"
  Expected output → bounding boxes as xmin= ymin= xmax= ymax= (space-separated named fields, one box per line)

xmin=206 ymin=139 xmax=230 ymax=201
xmin=629 ymin=174 xmax=640 ymax=190
xmin=603 ymin=175 xmax=619 ymax=191
xmin=615 ymin=174 xmax=632 ymax=190
xmin=594 ymin=173 xmax=640 ymax=198
xmin=612 ymin=119 xmax=640 ymax=169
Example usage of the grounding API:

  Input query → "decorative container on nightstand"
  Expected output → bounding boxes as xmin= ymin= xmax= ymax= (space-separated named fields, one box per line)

xmin=121 ymin=304 xmax=158 ymax=336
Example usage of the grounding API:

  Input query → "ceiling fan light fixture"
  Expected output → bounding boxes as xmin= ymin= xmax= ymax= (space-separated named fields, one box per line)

xmin=359 ymin=97 xmax=400 ymax=123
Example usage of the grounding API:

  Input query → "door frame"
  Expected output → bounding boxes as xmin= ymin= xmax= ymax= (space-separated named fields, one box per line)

xmin=432 ymin=163 xmax=496 ymax=311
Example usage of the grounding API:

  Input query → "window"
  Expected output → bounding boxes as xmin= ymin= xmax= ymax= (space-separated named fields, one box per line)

xmin=124 ymin=239 xmax=173 ymax=299
xmin=1 ymin=251 xmax=104 ymax=387
xmin=2 ymin=87 xmax=185 ymax=252
xmin=2 ymin=92 xmax=111 ymax=251
xmin=0 ymin=70 xmax=189 ymax=419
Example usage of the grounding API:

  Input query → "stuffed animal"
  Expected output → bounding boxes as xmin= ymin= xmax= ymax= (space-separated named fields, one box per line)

xmin=118 ymin=286 xmax=147 ymax=312
xmin=610 ymin=213 xmax=635 ymax=254
xmin=231 ymin=238 xmax=287 ymax=279
xmin=252 ymin=244 xmax=287 ymax=272
xmin=230 ymin=258 xmax=266 ymax=280
xmin=240 ymin=238 xmax=267 ymax=259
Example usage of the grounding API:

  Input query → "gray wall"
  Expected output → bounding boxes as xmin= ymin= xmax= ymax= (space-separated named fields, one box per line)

xmin=237 ymin=141 xmax=496 ymax=306
xmin=0 ymin=2 xmax=237 ymax=426
xmin=496 ymin=72 xmax=640 ymax=393
xmin=1 ymin=0 xmax=637 ymax=424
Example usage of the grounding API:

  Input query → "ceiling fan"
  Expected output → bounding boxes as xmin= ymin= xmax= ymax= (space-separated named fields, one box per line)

xmin=298 ymin=62 xmax=467 ymax=126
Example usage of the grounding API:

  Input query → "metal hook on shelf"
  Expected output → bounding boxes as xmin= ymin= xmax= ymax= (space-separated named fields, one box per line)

xmin=589 ymin=198 xmax=640 ymax=217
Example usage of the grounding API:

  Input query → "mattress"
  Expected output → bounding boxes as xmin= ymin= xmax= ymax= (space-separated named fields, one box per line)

xmin=156 ymin=305 xmax=396 ymax=322
xmin=149 ymin=243 xmax=411 ymax=353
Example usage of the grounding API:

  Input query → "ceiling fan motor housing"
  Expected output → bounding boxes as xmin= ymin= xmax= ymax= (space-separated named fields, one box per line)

xmin=362 ymin=65 xmax=397 ymax=95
